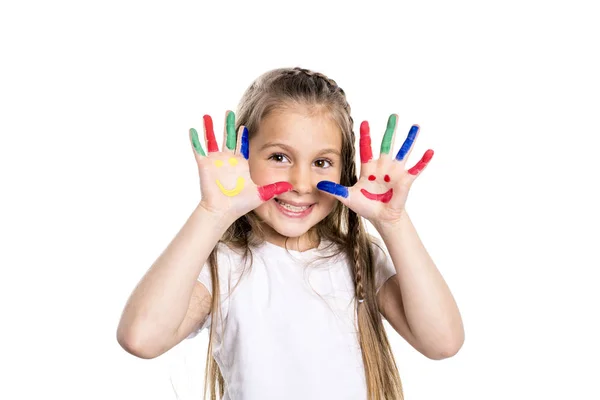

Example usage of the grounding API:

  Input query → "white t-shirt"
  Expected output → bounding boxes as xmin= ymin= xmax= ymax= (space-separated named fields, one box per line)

xmin=186 ymin=238 xmax=397 ymax=400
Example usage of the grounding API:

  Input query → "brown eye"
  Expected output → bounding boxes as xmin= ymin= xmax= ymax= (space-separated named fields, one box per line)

xmin=314 ymin=159 xmax=332 ymax=169
xmin=269 ymin=153 xmax=289 ymax=163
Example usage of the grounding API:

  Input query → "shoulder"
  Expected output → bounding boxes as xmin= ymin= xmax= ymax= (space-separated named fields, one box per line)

xmin=367 ymin=235 xmax=388 ymax=260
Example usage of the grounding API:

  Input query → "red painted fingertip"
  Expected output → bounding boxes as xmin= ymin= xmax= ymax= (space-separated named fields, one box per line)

xmin=203 ymin=114 xmax=219 ymax=153
xmin=359 ymin=121 xmax=372 ymax=163
xmin=258 ymin=182 xmax=293 ymax=201
xmin=408 ymin=149 xmax=434 ymax=175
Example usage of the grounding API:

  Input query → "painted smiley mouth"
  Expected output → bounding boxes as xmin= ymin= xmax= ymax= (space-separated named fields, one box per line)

xmin=361 ymin=188 xmax=393 ymax=203
xmin=216 ymin=177 xmax=245 ymax=197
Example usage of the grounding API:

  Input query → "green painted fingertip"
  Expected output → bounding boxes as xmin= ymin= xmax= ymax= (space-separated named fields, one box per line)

xmin=226 ymin=111 xmax=236 ymax=150
xmin=380 ymin=114 xmax=397 ymax=155
xmin=190 ymin=128 xmax=206 ymax=156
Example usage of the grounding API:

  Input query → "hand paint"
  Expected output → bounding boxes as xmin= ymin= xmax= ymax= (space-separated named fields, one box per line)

xmin=226 ymin=111 xmax=236 ymax=150
xmin=380 ymin=114 xmax=397 ymax=155
xmin=258 ymin=182 xmax=294 ymax=201
xmin=408 ymin=149 xmax=434 ymax=175
xmin=216 ymin=177 xmax=245 ymax=196
xmin=240 ymin=127 xmax=249 ymax=160
xmin=360 ymin=121 xmax=372 ymax=163
xmin=360 ymin=188 xmax=393 ymax=203
xmin=395 ymin=125 xmax=419 ymax=161
xmin=316 ymin=181 xmax=349 ymax=198
xmin=204 ymin=115 xmax=219 ymax=153
xmin=190 ymin=128 xmax=206 ymax=156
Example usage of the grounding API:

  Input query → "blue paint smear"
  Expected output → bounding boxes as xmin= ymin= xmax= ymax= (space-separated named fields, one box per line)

xmin=395 ymin=125 xmax=419 ymax=161
xmin=317 ymin=181 xmax=349 ymax=198
xmin=241 ymin=127 xmax=249 ymax=159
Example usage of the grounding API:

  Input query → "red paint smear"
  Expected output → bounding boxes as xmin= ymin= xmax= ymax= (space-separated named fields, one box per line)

xmin=408 ymin=149 xmax=434 ymax=175
xmin=258 ymin=182 xmax=293 ymax=201
xmin=384 ymin=175 xmax=390 ymax=182
xmin=368 ymin=175 xmax=376 ymax=181
xmin=203 ymin=115 xmax=219 ymax=153
xmin=361 ymin=188 xmax=393 ymax=203
xmin=360 ymin=121 xmax=372 ymax=163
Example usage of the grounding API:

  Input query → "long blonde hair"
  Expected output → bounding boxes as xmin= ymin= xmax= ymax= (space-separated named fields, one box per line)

xmin=201 ymin=67 xmax=403 ymax=400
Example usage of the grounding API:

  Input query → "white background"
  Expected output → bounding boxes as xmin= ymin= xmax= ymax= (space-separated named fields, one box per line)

xmin=1 ymin=0 xmax=599 ymax=399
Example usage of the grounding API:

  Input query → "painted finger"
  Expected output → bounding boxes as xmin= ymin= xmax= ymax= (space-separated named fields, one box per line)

xmin=189 ymin=128 xmax=206 ymax=157
xmin=258 ymin=182 xmax=293 ymax=201
xmin=395 ymin=125 xmax=419 ymax=162
xmin=203 ymin=114 xmax=219 ymax=153
xmin=379 ymin=114 xmax=398 ymax=157
xmin=236 ymin=126 xmax=249 ymax=160
xmin=359 ymin=121 xmax=373 ymax=163
xmin=316 ymin=181 xmax=349 ymax=200
xmin=222 ymin=110 xmax=237 ymax=153
xmin=407 ymin=149 xmax=434 ymax=175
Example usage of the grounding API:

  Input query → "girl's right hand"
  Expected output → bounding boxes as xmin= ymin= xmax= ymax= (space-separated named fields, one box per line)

xmin=189 ymin=110 xmax=292 ymax=220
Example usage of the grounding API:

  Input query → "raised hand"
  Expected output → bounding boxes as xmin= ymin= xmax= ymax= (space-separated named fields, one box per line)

xmin=189 ymin=110 xmax=292 ymax=219
xmin=316 ymin=114 xmax=434 ymax=226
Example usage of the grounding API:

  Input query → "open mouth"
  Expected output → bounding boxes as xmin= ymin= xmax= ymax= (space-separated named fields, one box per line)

xmin=361 ymin=188 xmax=393 ymax=203
xmin=216 ymin=177 xmax=245 ymax=197
xmin=274 ymin=199 xmax=315 ymax=217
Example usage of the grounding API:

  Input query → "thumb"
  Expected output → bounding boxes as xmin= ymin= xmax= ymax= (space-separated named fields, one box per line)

xmin=257 ymin=182 xmax=293 ymax=201
xmin=316 ymin=181 xmax=349 ymax=202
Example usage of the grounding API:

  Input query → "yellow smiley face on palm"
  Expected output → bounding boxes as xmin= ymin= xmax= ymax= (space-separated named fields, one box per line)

xmin=214 ymin=157 xmax=245 ymax=197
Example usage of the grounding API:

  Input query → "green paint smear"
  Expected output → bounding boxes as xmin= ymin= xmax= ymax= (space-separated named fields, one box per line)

xmin=190 ymin=128 xmax=205 ymax=156
xmin=226 ymin=111 xmax=236 ymax=150
xmin=380 ymin=114 xmax=397 ymax=154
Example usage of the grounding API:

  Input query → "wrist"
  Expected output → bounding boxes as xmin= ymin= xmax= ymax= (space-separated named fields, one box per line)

xmin=195 ymin=202 xmax=237 ymax=232
xmin=370 ymin=209 xmax=408 ymax=233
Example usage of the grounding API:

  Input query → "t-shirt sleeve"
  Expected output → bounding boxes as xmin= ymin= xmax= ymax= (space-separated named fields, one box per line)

xmin=186 ymin=243 xmax=235 ymax=339
xmin=371 ymin=236 xmax=398 ymax=296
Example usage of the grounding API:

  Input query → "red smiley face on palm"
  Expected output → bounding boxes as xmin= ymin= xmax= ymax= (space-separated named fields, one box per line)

xmin=317 ymin=113 xmax=434 ymax=225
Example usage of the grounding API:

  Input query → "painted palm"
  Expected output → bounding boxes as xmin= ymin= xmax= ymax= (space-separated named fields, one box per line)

xmin=317 ymin=114 xmax=434 ymax=225
xmin=190 ymin=111 xmax=292 ymax=217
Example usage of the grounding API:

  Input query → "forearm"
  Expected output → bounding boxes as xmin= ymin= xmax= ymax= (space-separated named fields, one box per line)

xmin=117 ymin=204 xmax=233 ymax=348
xmin=373 ymin=210 xmax=464 ymax=357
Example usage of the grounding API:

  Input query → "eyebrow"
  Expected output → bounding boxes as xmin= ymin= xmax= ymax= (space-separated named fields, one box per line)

xmin=259 ymin=142 xmax=341 ymax=157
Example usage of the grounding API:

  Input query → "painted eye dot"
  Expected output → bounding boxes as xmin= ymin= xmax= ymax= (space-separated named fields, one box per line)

xmin=214 ymin=160 xmax=224 ymax=168
xmin=368 ymin=175 xmax=376 ymax=181
xmin=228 ymin=157 xmax=238 ymax=166
xmin=384 ymin=175 xmax=390 ymax=182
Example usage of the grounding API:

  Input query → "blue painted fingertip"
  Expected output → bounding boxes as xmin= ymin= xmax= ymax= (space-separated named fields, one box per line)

xmin=317 ymin=181 xmax=349 ymax=198
xmin=395 ymin=125 xmax=419 ymax=161
xmin=241 ymin=127 xmax=249 ymax=159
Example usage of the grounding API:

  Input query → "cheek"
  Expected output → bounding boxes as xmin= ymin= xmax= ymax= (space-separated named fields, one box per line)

xmin=249 ymin=160 xmax=288 ymax=185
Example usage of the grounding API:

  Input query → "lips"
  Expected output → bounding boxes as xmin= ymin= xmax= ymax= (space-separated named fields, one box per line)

xmin=361 ymin=188 xmax=393 ymax=203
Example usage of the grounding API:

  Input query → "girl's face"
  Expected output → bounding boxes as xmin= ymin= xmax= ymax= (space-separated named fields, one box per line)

xmin=248 ymin=106 xmax=343 ymax=248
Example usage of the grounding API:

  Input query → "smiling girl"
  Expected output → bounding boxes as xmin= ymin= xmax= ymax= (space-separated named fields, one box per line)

xmin=117 ymin=67 xmax=464 ymax=400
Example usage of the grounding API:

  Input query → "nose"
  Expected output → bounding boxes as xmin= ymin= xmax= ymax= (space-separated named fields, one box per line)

xmin=289 ymin=164 xmax=313 ymax=195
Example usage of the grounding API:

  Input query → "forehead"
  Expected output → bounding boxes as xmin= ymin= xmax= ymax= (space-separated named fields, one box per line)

xmin=253 ymin=106 xmax=342 ymax=152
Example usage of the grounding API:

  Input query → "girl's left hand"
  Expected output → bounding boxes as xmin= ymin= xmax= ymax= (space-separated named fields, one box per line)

xmin=317 ymin=114 xmax=434 ymax=227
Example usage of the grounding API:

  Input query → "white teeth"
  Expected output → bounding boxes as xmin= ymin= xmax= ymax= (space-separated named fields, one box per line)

xmin=277 ymin=200 xmax=310 ymax=212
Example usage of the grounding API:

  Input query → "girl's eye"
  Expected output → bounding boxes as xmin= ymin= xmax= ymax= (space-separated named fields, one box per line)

xmin=268 ymin=153 xmax=289 ymax=163
xmin=314 ymin=159 xmax=333 ymax=169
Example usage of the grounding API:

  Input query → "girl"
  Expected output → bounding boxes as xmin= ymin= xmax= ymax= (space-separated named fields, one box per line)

xmin=117 ymin=67 xmax=464 ymax=400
